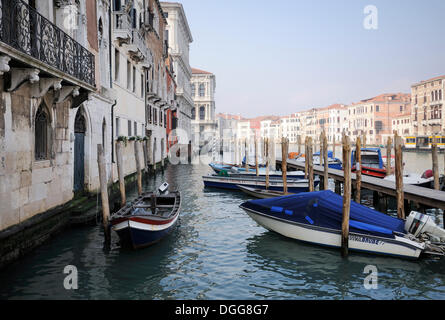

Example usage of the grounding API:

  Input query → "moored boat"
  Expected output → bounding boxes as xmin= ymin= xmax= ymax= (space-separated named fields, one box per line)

xmin=351 ymin=148 xmax=388 ymax=178
xmin=230 ymin=166 xmax=305 ymax=179
xmin=237 ymin=185 xmax=293 ymax=199
xmin=203 ymin=174 xmax=319 ymax=193
xmin=240 ymin=190 xmax=445 ymax=259
xmin=110 ymin=183 xmax=181 ymax=249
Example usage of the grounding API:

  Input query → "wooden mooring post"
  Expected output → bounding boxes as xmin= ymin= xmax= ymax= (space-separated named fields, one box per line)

xmin=432 ymin=137 xmax=440 ymax=190
xmin=386 ymin=136 xmax=392 ymax=176
xmin=297 ymin=135 xmax=301 ymax=155
xmin=244 ymin=139 xmax=249 ymax=172
xmin=135 ymin=140 xmax=143 ymax=196
xmin=355 ymin=137 xmax=362 ymax=203
xmin=304 ymin=137 xmax=309 ymax=179
xmin=341 ymin=134 xmax=351 ymax=258
xmin=394 ymin=134 xmax=405 ymax=219
xmin=115 ymin=140 xmax=126 ymax=207
xmin=308 ymin=137 xmax=314 ymax=192
xmin=265 ymin=138 xmax=270 ymax=190
xmin=255 ymin=136 xmax=259 ymax=176
xmin=97 ymin=144 xmax=111 ymax=246
xmin=281 ymin=137 xmax=288 ymax=194
xmin=323 ymin=132 xmax=328 ymax=190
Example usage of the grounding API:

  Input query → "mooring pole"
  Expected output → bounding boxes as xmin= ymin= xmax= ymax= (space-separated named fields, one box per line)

xmin=298 ymin=135 xmax=301 ymax=155
xmin=323 ymin=131 xmax=329 ymax=190
xmin=341 ymin=135 xmax=351 ymax=258
xmin=386 ymin=136 xmax=392 ymax=176
xmin=394 ymin=134 xmax=405 ymax=219
xmin=355 ymin=137 xmax=362 ymax=203
xmin=266 ymin=138 xmax=270 ymax=190
xmin=432 ymin=136 xmax=439 ymax=190
xmin=305 ymin=137 xmax=309 ymax=179
xmin=97 ymin=144 xmax=111 ymax=246
xmin=308 ymin=137 xmax=314 ymax=192
xmin=255 ymin=136 xmax=259 ymax=176
xmin=332 ymin=134 xmax=336 ymax=159
xmin=281 ymin=137 xmax=288 ymax=194
xmin=115 ymin=140 xmax=126 ymax=207
xmin=135 ymin=140 xmax=143 ymax=196
xmin=245 ymin=138 xmax=249 ymax=172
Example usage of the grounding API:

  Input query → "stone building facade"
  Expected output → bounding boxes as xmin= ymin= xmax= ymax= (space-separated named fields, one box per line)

xmin=161 ymin=1 xmax=193 ymax=146
xmin=411 ymin=75 xmax=445 ymax=138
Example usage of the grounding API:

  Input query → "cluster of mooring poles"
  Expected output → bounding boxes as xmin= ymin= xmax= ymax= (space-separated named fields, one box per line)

xmin=96 ymin=139 xmax=153 ymax=247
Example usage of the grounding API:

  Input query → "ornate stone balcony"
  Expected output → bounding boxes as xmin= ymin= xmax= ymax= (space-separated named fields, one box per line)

xmin=0 ymin=0 xmax=95 ymax=88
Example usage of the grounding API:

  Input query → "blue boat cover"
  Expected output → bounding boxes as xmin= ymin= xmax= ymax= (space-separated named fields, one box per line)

xmin=313 ymin=151 xmax=334 ymax=158
xmin=241 ymin=190 xmax=405 ymax=238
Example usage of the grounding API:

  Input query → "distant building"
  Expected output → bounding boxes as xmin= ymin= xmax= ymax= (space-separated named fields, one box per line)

xmin=316 ymin=104 xmax=347 ymax=143
xmin=161 ymin=2 xmax=194 ymax=145
xmin=190 ymin=68 xmax=217 ymax=146
xmin=411 ymin=75 xmax=445 ymax=139
xmin=347 ymin=93 xmax=411 ymax=145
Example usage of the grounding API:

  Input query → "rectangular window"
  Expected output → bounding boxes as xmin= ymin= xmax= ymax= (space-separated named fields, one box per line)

xmin=141 ymin=74 xmax=144 ymax=97
xmin=376 ymin=105 xmax=380 ymax=112
xmin=128 ymin=120 xmax=132 ymax=136
xmin=127 ymin=60 xmax=131 ymax=90
xmin=132 ymin=67 xmax=136 ymax=92
xmin=134 ymin=121 xmax=137 ymax=136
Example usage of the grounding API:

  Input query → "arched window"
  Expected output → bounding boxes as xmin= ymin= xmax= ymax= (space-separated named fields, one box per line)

xmin=35 ymin=104 xmax=50 ymax=161
xmin=199 ymin=84 xmax=205 ymax=97
xmin=199 ymin=106 xmax=205 ymax=120
xmin=191 ymin=107 xmax=196 ymax=119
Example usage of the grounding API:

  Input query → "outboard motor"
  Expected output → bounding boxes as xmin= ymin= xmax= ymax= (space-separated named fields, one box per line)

xmin=158 ymin=182 xmax=169 ymax=195
xmin=405 ymin=211 xmax=445 ymax=241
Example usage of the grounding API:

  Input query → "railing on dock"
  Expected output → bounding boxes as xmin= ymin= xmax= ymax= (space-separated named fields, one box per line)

xmin=276 ymin=157 xmax=445 ymax=210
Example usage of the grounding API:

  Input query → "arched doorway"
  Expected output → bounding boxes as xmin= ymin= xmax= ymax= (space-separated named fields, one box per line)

xmin=74 ymin=108 xmax=86 ymax=192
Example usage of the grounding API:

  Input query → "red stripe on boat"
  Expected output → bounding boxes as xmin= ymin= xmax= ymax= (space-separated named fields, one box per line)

xmin=111 ymin=216 xmax=175 ymax=226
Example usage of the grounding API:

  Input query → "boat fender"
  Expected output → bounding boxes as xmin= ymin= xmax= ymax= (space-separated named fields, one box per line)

xmin=271 ymin=206 xmax=283 ymax=213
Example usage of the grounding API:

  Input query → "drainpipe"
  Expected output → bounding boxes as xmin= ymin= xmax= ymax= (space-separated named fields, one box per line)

xmin=109 ymin=3 xmax=113 ymax=89
xmin=111 ymin=99 xmax=117 ymax=163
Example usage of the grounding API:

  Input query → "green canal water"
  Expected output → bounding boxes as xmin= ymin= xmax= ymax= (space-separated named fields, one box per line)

xmin=1 ymin=162 xmax=445 ymax=299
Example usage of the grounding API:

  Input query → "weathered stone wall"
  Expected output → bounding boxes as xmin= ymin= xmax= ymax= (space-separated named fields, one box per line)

xmin=0 ymin=80 xmax=73 ymax=232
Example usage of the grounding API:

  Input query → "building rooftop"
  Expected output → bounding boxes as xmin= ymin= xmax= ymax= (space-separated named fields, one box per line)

xmin=192 ymin=68 xmax=213 ymax=75
xmin=412 ymin=74 xmax=445 ymax=87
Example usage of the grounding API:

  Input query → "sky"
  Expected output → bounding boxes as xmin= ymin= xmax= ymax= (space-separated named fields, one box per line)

xmin=179 ymin=0 xmax=445 ymax=118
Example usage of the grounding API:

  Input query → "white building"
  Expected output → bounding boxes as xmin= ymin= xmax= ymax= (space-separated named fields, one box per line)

xmin=191 ymin=68 xmax=217 ymax=146
xmin=280 ymin=114 xmax=300 ymax=143
xmin=161 ymin=2 xmax=194 ymax=145
xmin=261 ymin=120 xmax=281 ymax=142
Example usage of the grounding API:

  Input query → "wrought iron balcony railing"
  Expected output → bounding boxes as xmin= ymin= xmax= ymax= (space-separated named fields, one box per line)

xmin=0 ymin=0 xmax=95 ymax=87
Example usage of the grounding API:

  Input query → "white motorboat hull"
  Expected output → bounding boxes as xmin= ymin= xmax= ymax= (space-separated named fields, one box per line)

xmin=242 ymin=207 xmax=424 ymax=259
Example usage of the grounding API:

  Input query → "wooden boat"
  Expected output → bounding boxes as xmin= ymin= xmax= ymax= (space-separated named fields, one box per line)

xmin=110 ymin=183 xmax=181 ymax=249
xmin=238 ymin=185 xmax=294 ymax=199
xmin=240 ymin=190 xmax=445 ymax=259
xmin=229 ymin=166 xmax=306 ymax=179
xmin=295 ymin=151 xmax=343 ymax=170
xmin=351 ymin=148 xmax=387 ymax=178
xmin=203 ymin=174 xmax=319 ymax=193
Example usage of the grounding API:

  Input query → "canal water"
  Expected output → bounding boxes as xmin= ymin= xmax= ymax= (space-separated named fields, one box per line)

xmin=1 ymin=157 xmax=445 ymax=299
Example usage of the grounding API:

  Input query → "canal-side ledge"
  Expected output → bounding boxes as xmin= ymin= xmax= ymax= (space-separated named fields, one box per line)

xmin=0 ymin=160 xmax=168 ymax=270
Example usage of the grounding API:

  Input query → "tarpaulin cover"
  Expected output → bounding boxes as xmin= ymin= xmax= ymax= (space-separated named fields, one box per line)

xmin=241 ymin=190 xmax=405 ymax=238
xmin=313 ymin=151 xmax=334 ymax=158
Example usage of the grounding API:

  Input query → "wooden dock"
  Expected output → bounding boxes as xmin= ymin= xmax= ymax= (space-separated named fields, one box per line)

xmin=277 ymin=158 xmax=445 ymax=210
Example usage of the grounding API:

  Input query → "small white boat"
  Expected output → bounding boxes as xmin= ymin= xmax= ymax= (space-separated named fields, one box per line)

xmin=383 ymin=170 xmax=443 ymax=188
xmin=240 ymin=190 xmax=445 ymax=259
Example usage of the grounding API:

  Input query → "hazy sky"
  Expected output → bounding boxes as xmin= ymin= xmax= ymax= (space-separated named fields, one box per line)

xmin=179 ymin=0 xmax=445 ymax=118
